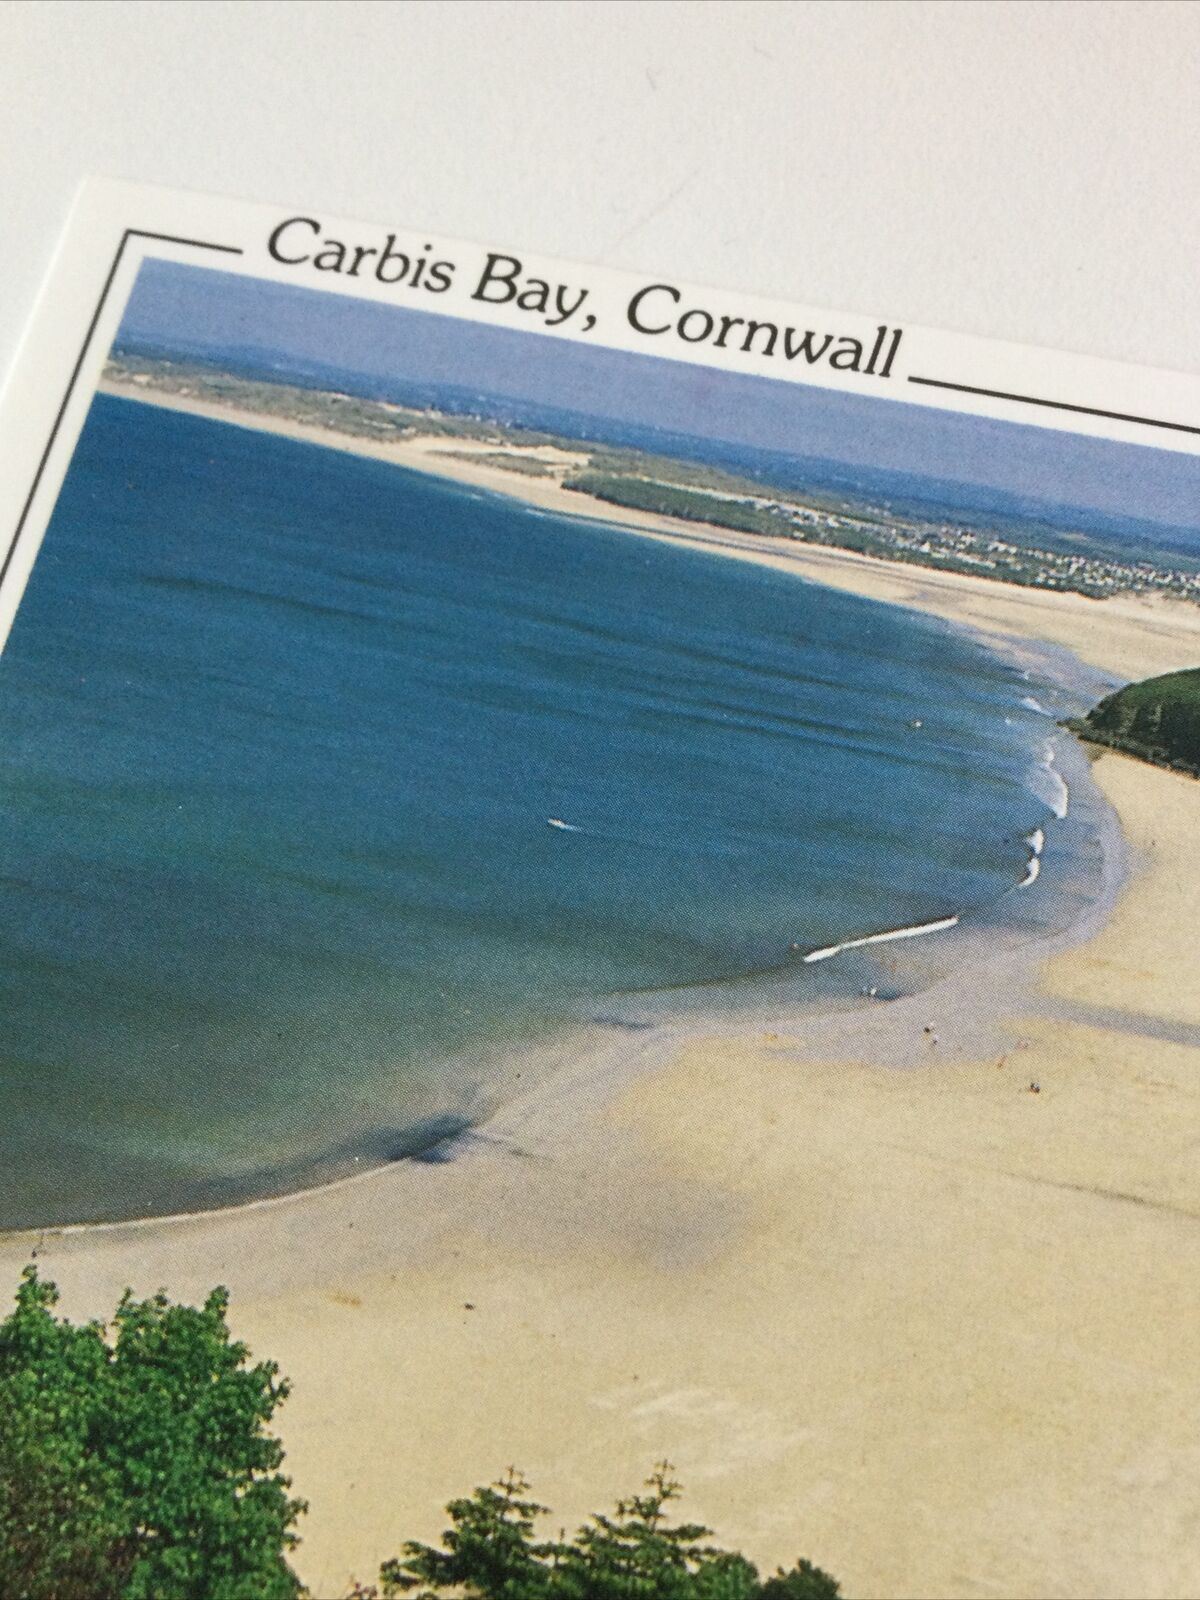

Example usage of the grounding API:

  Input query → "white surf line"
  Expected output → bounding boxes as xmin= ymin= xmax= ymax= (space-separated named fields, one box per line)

xmin=1027 ymin=738 xmax=1069 ymax=821
xmin=802 ymin=914 xmax=960 ymax=965
xmin=1018 ymin=825 xmax=1045 ymax=889
xmin=1024 ymin=825 xmax=1049 ymax=889
xmin=1021 ymin=694 xmax=1053 ymax=715
xmin=1042 ymin=741 xmax=1070 ymax=819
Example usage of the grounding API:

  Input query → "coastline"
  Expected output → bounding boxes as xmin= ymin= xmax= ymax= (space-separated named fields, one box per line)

xmin=0 ymin=724 xmax=1115 ymax=1248
xmin=97 ymin=377 xmax=1200 ymax=684
xmin=6 ymin=381 xmax=1200 ymax=1596
xmin=17 ymin=377 xmax=1114 ymax=1237
xmin=7 ymin=753 xmax=1200 ymax=1600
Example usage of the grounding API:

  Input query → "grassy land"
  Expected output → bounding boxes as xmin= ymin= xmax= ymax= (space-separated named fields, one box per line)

xmin=438 ymin=449 xmax=560 ymax=477
xmin=562 ymin=471 xmax=796 ymax=538
xmin=1067 ymin=667 xmax=1200 ymax=776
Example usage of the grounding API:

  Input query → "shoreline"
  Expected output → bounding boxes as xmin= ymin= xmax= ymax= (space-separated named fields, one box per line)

xmin=9 ymin=750 xmax=1200 ymax=1599
xmin=97 ymin=377 xmax=1200 ymax=684
xmin=0 ymin=703 xmax=1102 ymax=1244
xmin=0 ymin=751 xmax=1117 ymax=1248
xmin=0 ymin=779 xmax=1108 ymax=1247
xmin=8 ymin=382 xmax=1200 ymax=1596
xmin=1 ymin=404 xmax=1114 ymax=1240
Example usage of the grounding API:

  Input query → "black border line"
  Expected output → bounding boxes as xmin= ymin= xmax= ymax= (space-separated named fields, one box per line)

xmin=907 ymin=373 xmax=1200 ymax=439
xmin=1 ymin=227 xmax=243 ymax=591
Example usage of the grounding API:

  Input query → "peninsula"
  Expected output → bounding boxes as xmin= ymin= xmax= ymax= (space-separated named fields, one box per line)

xmin=102 ymin=352 xmax=1200 ymax=607
xmin=1069 ymin=667 xmax=1200 ymax=776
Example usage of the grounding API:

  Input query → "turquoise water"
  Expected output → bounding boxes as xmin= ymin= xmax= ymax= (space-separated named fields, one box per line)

xmin=0 ymin=396 xmax=1096 ymax=1227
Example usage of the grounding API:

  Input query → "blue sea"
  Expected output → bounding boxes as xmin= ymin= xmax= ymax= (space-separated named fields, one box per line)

xmin=0 ymin=395 xmax=1109 ymax=1228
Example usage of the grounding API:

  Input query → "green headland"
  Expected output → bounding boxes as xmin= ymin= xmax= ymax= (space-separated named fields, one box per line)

xmin=1068 ymin=667 xmax=1200 ymax=776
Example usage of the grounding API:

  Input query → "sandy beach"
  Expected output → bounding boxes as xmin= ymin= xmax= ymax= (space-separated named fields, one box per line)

xmin=6 ymin=382 xmax=1200 ymax=1598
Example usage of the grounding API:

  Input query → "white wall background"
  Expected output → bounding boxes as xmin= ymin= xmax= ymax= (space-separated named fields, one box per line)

xmin=1 ymin=0 xmax=1198 ymax=387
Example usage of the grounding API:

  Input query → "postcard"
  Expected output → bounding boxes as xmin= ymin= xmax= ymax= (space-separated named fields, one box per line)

xmin=1 ymin=179 xmax=1199 ymax=1600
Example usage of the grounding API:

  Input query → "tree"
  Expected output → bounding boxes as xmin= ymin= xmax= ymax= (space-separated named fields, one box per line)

xmin=757 ymin=1561 xmax=841 ymax=1599
xmin=0 ymin=1266 xmax=305 ymax=1600
xmin=378 ymin=1464 xmax=838 ymax=1600
xmin=553 ymin=1463 xmax=757 ymax=1599
xmin=382 ymin=1469 xmax=557 ymax=1599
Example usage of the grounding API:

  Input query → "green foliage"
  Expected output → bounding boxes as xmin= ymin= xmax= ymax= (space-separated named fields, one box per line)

xmin=551 ymin=1463 xmax=757 ymax=1599
xmin=0 ymin=1266 xmax=305 ymax=1600
xmin=562 ymin=472 xmax=794 ymax=540
xmin=1071 ymin=667 xmax=1200 ymax=775
xmin=382 ymin=1469 xmax=557 ymax=1599
xmin=757 ymin=1560 xmax=841 ymax=1599
xmin=378 ymin=1463 xmax=837 ymax=1600
xmin=438 ymin=450 xmax=559 ymax=478
xmin=0 ymin=1268 xmax=840 ymax=1600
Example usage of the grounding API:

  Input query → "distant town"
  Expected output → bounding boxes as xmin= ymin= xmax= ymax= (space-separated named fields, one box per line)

xmin=103 ymin=352 xmax=1200 ymax=607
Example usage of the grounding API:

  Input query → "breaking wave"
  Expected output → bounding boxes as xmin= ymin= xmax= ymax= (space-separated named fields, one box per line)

xmin=802 ymin=914 xmax=961 ymax=965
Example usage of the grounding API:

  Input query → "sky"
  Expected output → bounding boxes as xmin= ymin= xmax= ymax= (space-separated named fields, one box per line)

xmin=115 ymin=259 xmax=1200 ymax=537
